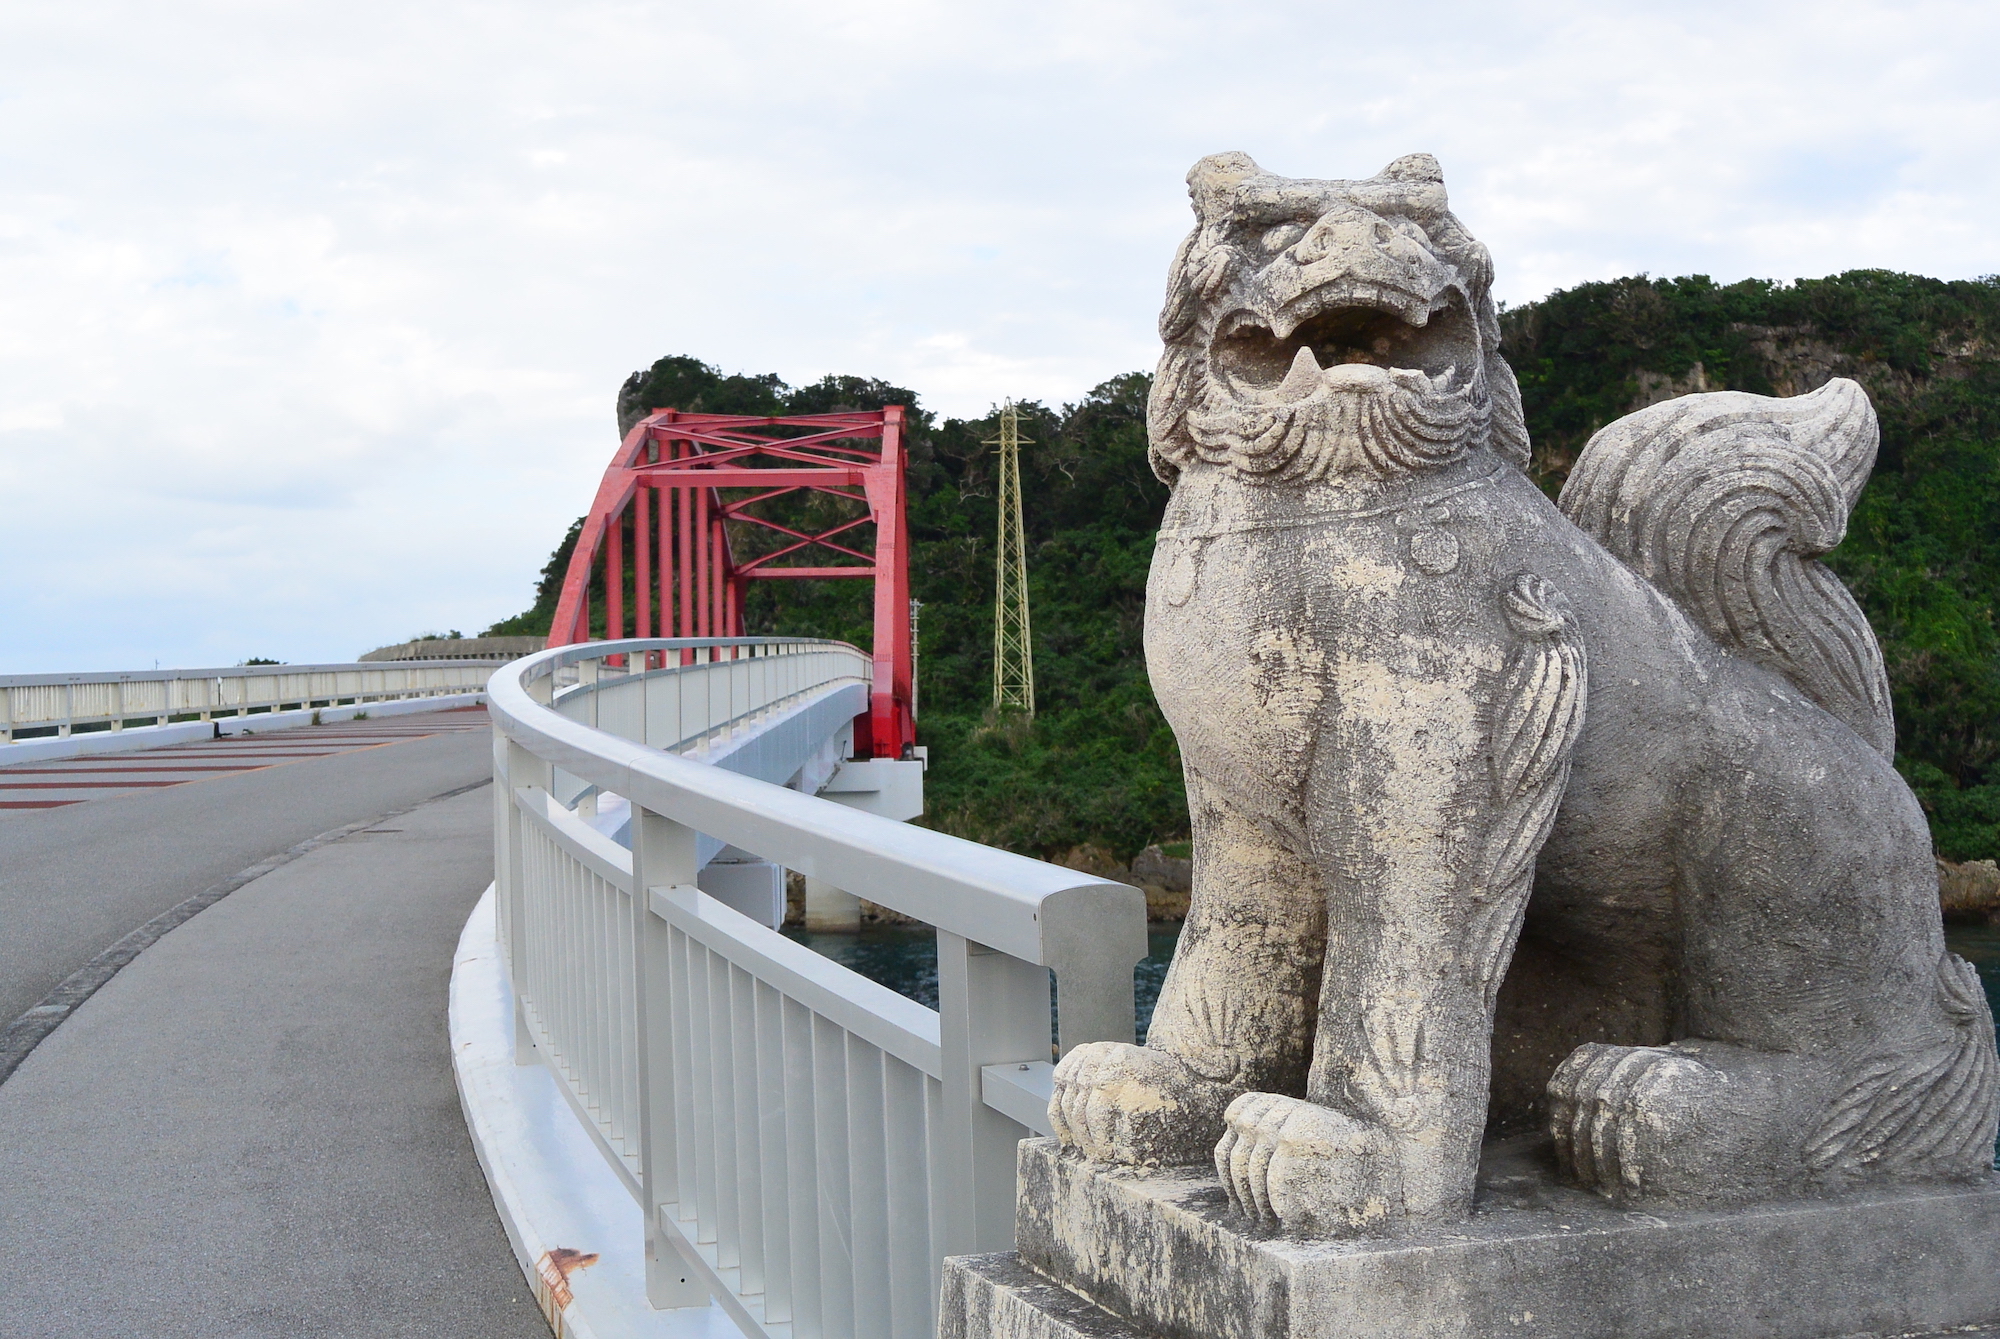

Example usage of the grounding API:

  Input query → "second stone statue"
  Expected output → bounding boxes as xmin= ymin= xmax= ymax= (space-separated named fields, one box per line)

xmin=1042 ymin=149 xmax=1996 ymax=1239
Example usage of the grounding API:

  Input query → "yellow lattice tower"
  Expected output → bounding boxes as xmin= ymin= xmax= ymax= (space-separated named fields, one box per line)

xmin=988 ymin=401 xmax=1035 ymax=715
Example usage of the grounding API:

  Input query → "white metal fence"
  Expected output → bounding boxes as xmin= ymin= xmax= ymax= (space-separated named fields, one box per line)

xmin=488 ymin=638 xmax=1148 ymax=1338
xmin=0 ymin=661 xmax=493 ymax=741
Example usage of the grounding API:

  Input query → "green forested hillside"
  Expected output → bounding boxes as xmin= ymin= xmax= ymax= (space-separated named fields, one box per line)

xmin=489 ymin=270 xmax=2000 ymax=863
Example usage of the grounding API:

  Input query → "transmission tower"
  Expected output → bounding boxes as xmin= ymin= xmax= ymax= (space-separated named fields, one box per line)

xmin=988 ymin=401 xmax=1035 ymax=715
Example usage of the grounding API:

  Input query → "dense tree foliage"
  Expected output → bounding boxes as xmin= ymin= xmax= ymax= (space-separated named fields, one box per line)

xmin=490 ymin=272 xmax=2000 ymax=861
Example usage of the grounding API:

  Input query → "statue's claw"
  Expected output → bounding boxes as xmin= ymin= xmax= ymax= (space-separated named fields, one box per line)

xmin=1048 ymin=1042 xmax=1237 ymax=1167
xmin=1546 ymin=1040 xmax=1820 ymax=1203
xmin=1549 ymin=1042 xmax=1742 ymax=1199
xmin=1215 ymin=1092 xmax=1403 ymax=1237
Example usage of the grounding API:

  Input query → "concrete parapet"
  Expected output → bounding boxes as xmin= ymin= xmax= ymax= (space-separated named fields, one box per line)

xmin=214 ymin=691 xmax=484 ymax=735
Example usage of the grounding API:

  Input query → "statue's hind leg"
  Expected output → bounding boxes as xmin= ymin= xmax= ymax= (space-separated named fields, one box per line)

xmin=1548 ymin=724 xmax=2000 ymax=1202
xmin=1049 ymin=770 xmax=1326 ymax=1166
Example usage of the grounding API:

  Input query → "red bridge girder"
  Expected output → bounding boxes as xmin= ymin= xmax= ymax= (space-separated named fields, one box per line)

xmin=548 ymin=408 xmax=914 ymax=760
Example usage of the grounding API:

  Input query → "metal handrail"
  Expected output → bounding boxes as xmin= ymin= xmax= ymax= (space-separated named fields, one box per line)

xmin=486 ymin=636 xmax=1148 ymax=1337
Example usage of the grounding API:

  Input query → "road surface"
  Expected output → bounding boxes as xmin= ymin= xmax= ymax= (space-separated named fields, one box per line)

xmin=0 ymin=709 xmax=549 ymax=1337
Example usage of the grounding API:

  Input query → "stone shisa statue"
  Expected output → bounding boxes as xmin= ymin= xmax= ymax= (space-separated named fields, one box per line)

xmin=943 ymin=153 xmax=2000 ymax=1339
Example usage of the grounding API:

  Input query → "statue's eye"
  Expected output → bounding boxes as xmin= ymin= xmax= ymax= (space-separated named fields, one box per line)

xmin=1261 ymin=223 xmax=1306 ymax=253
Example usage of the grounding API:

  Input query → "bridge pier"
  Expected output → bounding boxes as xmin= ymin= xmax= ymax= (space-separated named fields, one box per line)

xmin=803 ymin=876 xmax=864 ymax=931
xmin=804 ymin=756 xmax=929 ymax=931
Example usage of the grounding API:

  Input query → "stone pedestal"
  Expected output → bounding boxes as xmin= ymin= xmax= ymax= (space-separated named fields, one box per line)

xmin=940 ymin=1137 xmax=2000 ymax=1339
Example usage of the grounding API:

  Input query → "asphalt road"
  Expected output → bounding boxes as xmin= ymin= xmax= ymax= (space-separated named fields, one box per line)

xmin=0 ymin=712 xmax=490 ymax=1026
xmin=0 ymin=711 xmax=550 ymax=1337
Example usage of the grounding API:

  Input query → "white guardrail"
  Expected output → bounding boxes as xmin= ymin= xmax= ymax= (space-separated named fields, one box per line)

xmin=0 ymin=661 xmax=494 ymax=741
xmin=488 ymin=637 xmax=1149 ymax=1339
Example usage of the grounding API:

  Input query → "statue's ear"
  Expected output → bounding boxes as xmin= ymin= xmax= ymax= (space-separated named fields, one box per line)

xmin=1187 ymin=152 xmax=1262 ymax=219
xmin=1375 ymin=153 xmax=1443 ymax=185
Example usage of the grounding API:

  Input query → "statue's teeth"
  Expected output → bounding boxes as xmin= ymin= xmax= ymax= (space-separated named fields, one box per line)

xmin=1430 ymin=364 xmax=1457 ymax=392
xmin=1279 ymin=345 xmax=1323 ymax=399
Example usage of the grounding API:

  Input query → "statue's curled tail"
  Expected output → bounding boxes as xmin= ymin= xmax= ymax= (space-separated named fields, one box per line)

xmin=1557 ymin=379 xmax=1894 ymax=755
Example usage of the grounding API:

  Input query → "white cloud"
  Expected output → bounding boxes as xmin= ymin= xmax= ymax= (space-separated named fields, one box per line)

xmin=0 ymin=0 xmax=1994 ymax=669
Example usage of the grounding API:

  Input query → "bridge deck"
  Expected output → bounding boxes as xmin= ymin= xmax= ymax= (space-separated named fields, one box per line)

xmin=0 ymin=709 xmax=547 ymax=1337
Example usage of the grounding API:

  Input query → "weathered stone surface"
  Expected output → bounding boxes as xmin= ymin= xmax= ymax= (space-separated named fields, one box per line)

xmin=950 ymin=1138 xmax=2000 ymax=1339
xmin=1046 ymin=149 xmax=2000 ymax=1240
xmin=941 ymin=1252 xmax=1154 ymax=1339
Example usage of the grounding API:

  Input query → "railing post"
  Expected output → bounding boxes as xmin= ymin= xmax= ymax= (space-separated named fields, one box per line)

xmin=631 ymin=803 xmax=709 ymax=1309
xmin=579 ymin=656 xmax=600 ymax=730
xmin=504 ymin=739 xmax=549 ymax=1065
xmin=935 ymin=932 xmax=1050 ymax=1257
xmin=491 ymin=722 xmax=514 ymax=980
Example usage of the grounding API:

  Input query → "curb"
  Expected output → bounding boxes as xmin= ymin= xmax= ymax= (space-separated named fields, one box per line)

xmin=0 ymin=720 xmax=214 ymax=766
xmin=449 ymin=886 xmax=740 ymax=1339
xmin=217 ymin=691 xmax=486 ymax=735
xmin=0 ymin=691 xmax=487 ymax=766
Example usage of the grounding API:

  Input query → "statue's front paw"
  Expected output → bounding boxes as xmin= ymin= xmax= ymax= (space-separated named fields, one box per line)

xmin=1214 ymin=1093 xmax=1403 ymax=1237
xmin=1048 ymin=1042 xmax=1237 ymax=1167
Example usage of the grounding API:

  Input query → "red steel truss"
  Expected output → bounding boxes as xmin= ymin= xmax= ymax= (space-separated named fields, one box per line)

xmin=548 ymin=407 xmax=914 ymax=760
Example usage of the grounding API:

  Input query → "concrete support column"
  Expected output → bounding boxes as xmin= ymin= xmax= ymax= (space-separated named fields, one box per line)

xmin=803 ymin=877 xmax=863 ymax=932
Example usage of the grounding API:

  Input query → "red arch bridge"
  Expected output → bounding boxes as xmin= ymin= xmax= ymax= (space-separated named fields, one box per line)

xmin=548 ymin=407 xmax=915 ymax=759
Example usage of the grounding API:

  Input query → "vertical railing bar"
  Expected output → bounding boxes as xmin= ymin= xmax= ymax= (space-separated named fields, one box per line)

xmin=550 ymin=845 xmax=569 ymax=1079
xmin=785 ymin=996 xmax=824 ymax=1337
xmin=813 ymin=1015 xmax=855 ymax=1337
xmin=670 ymin=926 xmax=700 ymax=1227
xmin=620 ymin=871 xmax=634 ymax=1150
xmin=555 ymin=850 xmax=573 ymax=1083
xmin=709 ymin=949 xmax=742 ymax=1268
xmin=690 ymin=946 xmax=719 ymax=1242
xmin=569 ymin=856 xmax=587 ymax=1098
xmin=632 ymin=805 xmax=705 ymax=1307
xmin=925 ymin=1075 xmax=948 ymax=1313
xmin=756 ymin=979 xmax=793 ymax=1324
xmin=610 ymin=873 xmax=626 ymax=1144
xmin=884 ymin=1058 xmax=932 ymax=1339
xmin=549 ymin=844 xmax=567 ymax=1073
xmin=607 ymin=872 xmax=621 ymax=1139
xmin=601 ymin=870 xmax=617 ymax=1138
xmin=573 ymin=858 xmax=591 ymax=1096
xmin=732 ymin=964 xmax=766 ymax=1295
xmin=846 ymin=1039 xmax=891 ymax=1339
xmin=588 ymin=869 xmax=605 ymax=1119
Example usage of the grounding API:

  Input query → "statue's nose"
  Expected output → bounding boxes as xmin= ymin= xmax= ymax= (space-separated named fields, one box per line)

xmin=1293 ymin=206 xmax=1397 ymax=268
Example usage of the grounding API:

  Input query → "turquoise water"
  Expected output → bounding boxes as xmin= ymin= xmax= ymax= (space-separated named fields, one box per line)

xmin=792 ymin=921 xmax=2000 ymax=1160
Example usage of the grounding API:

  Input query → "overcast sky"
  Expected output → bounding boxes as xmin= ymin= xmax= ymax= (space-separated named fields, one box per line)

xmin=2 ymin=0 xmax=1994 ymax=672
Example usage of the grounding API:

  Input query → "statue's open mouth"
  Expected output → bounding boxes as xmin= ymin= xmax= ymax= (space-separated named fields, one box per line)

xmin=1208 ymin=286 xmax=1478 ymax=403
